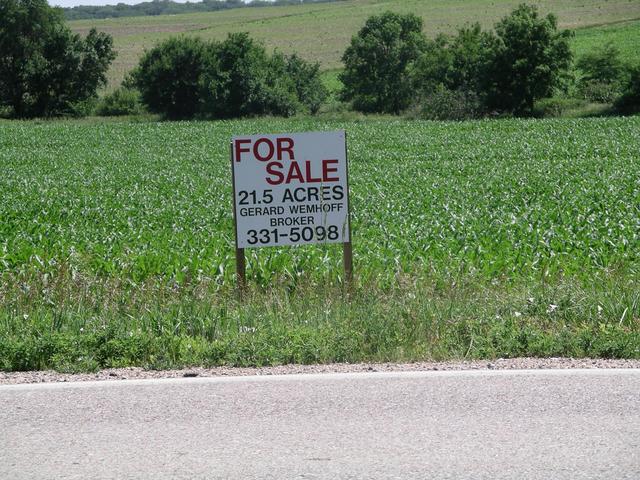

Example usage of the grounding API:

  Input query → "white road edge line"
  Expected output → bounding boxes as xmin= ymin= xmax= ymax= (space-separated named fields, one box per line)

xmin=1 ymin=368 xmax=639 ymax=391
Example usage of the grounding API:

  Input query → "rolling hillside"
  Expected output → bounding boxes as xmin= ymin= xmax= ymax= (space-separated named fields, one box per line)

xmin=67 ymin=0 xmax=640 ymax=89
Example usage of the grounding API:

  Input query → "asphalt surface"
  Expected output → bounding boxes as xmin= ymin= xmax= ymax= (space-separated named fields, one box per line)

xmin=1 ymin=369 xmax=639 ymax=480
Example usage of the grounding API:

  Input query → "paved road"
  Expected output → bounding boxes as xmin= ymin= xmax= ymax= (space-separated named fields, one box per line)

xmin=1 ymin=369 xmax=639 ymax=479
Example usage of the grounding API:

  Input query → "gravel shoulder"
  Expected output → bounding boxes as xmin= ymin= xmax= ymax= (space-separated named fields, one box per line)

xmin=2 ymin=357 xmax=640 ymax=385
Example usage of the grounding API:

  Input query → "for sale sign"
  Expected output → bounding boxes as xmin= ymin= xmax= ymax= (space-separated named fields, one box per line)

xmin=231 ymin=131 xmax=350 ymax=249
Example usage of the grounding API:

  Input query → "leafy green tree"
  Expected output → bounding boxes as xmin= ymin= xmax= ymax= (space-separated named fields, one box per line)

xmin=133 ymin=33 xmax=326 ymax=119
xmin=615 ymin=64 xmax=640 ymax=113
xmin=0 ymin=0 xmax=115 ymax=118
xmin=132 ymin=36 xmax=208 ymax=119
xmin=200 ymin=32 xmax=293 ymax=118
xmin=576 ymin=42 xmax=628 ymax=102
xmin=484 ymin=4 xmax=572 ymax=114
xmin=340 ymin=11 xmax=427 ymax=113
xmin=283 ymin=53 xmax=327 ymax=114
xmin=96 ymin=87 xmax=143 ymax=116
xmin=577 ymin=42 xmax=626 ymax=85
xmin=411 ymin=23 xmax=496 ymax=97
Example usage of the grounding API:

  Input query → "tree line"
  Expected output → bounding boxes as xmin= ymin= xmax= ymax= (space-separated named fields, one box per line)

xmin=1 ymin=0 xmax=638 ymax=119
xmin=340 ymin=7 xmax=638 ymax=118
xmin=63 ymin=0 xmax=342 ymax=21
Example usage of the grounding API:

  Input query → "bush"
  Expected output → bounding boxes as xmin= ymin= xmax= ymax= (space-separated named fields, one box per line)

xmin=395 ymin=5 xmax=572 ymax=117
xmin=576 ymin=42 xmax=627 ymax=85
xmin=340 ymin=11 xmax=426 ymax=113
xmin=200 ymin=33 xmax=301 ymax=118
xmin=615 ymin=64 xmax=640 ymax=114
xmin=132 ymin=36 xmax=208 ymax=119
xmin=96 ymin=87 xmax=143 ymax=116
xmin=532 ymin=97 xmax=588 ymax=118
xmin=284 ymin=53 xmax=327 ymax=114
xmin=576 ymin=42 xmax=628 ymax=103
xmin=411 ymin=24 xmax=496 ymax=100
xmin=133 ymin=33 xmax=325 ymax=119
xmin=0 ymin=0 xmax=116 ymax=118
xmin=578 ymin=80 xmax=623 ymax=103
xmin=412 ymin=85 xmax=482 ymax=121
xmin=484 ymin=4 xmax=573 ymax=114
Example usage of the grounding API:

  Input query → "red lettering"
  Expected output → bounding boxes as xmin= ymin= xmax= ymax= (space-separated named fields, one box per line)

xmin=304 ymin=160 xmax=322 ymax=183
xmin=253 ymin=138 xmax=275 ymax=162
xmin=322 ymin=159 xmax=339 ymax=182
xmin=234 ymin=139 xmax=251 ymax=162
xmin=285 ymin=161 xmax=304 ymax=184
xmin=265 ymin=162 xmax=284 ymax=185
xmin=277 ymin=137 xmax=295 ymax=161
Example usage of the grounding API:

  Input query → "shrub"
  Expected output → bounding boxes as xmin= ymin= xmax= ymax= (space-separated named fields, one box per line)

xmin=532 ymin=97 xmax=587 ymax=118
xmin=96 ymin=87 xmax=143 ymax=116
xmin=484 ymin=4 xmax=573 ymax=114
xmin=576 ymin=42 xmax=627 ymax=85
xmin=576 ymin=42 xmax=628 ymax=103
xmin=133 ymin=33 xmax=325 ymax=119
xmin=411 ymin=24 xmax=496 ymax=99
xmin=284 ymin=53 xmax=327 ymax=114
xmin=615 ymin=64 xmax=640 ymax=114
xmin=578 ymin=80 xmax=622 ymax=104
xmin=0 ymin=0 xmax=116 ymax=118
xmin=200 ymin=33 xmax=301 ymax=118
xmin=132 ymin=36 xmax=208 ymax=119
xmin=413 ymin=85 xmax=482 ymax=121
xmin=340 ymin=11 xmax=426 ymax=113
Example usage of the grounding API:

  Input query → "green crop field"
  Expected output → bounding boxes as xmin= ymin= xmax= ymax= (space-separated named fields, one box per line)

xmin=1 ymin=116 xmax=639 ymax=371
xmin=66 ymin=0 xmax=640 ymax=89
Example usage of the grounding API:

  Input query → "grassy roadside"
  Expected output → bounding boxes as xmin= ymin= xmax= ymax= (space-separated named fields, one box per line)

xmin=2 ymin=270 xmax=638 ymax=372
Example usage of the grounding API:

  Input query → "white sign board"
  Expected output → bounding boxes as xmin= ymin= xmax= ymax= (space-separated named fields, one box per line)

xmin=231 ymin=131 xmax=350 ymax=249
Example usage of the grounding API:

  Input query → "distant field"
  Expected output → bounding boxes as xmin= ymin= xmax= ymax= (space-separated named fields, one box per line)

xmin=1 ymin=116 xmax=639 ymax=370
xmin=572 ymin=19 xmax=640 ymax=63
xmin=66 ymin=0 xmax=640 ymax=89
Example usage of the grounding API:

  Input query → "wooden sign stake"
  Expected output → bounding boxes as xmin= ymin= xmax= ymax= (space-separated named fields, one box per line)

xmin=343 ymin=241 xmax=353 ymax=288
xmin=230 ymin=143 xmax=246 ymax=297
xmin=343 ymin=132 xmax=354 ymax=291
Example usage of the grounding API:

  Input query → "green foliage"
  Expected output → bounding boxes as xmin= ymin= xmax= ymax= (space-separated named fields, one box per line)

xmin=340 ymin=11 xmax=426 ymax=113
xmin=532 ymin=97 xmax=588 ymax=118
xmin=96 ymin=87 xmax=143 ymax=116
xmin=484 ymin=4 xmax=573 ymax=114
xmin=201 ymin=32 xmax=299 ymax=118
xmin=615 ymin=64 xmax=640 ymax=113
xmin=576 ymin=42 xmax=628 ymax=102
xmin=133 ymin=33 xmax=325 ymax=119
xmin=284 ymin=54 xmax=327 ymax=114
xmin=577 ymin=42 xmax=627 ymax=85
xmin=409 ymin=23 xmax=495 ymax=118
xmin=2 ymin=116 xmax=640 ymax=284
xmin=2 ymin=116 xmax=640 ymax=371
xmin=411 ymin=24 xmax=496 ymax=98
xmin=352 ymin=5 xmax=573 ymax=117
xmin=0 ymin=0 xmax=115 ymax=118
xmin=411 ymin=85 xmax=481 ymax=121
xmin=133 ymin=36 xmax=208 ymax=119
xmin=1 ymin=278 xmax=639 ymax=372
